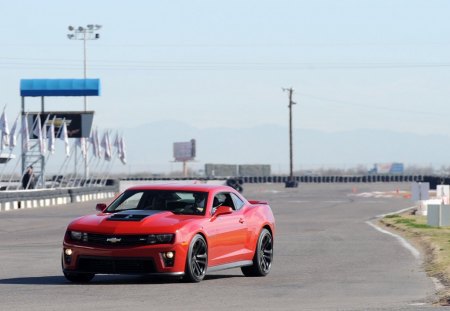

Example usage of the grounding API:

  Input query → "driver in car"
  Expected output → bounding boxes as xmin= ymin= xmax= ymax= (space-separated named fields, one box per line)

xmin=188 ymin=193 xmax=206 ymax=214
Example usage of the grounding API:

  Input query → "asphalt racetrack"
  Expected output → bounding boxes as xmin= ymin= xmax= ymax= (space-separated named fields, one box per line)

xmin=0 ymin=183 xmax=447 ymax=310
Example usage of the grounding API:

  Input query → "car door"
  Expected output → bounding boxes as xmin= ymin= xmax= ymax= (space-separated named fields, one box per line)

xmin=206 ymin=192 xmax=250 ymax=267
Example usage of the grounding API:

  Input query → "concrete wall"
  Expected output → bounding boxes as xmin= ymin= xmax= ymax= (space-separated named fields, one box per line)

xmin=238 ymin=165 xmax=271 ymax=176
xmin=0 ymin=184 xmax=119 ymax=212
xmin=205 ymin=164 xmax=238 ymax=177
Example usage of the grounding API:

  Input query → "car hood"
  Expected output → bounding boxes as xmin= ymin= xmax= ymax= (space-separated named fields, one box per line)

xmin=68 ymin=210 xmax=194 ymax=234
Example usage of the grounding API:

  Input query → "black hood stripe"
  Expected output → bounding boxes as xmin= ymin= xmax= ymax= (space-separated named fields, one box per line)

xmin=107 ymin=210 xmax=165 ymax=221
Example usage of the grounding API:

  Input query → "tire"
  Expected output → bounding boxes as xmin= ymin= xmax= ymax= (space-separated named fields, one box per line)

xmin=241 ymin=228 xmax=273 ymax=277
xmin=63 ymin=271 xmax=95 ymax=283
xmin=184 ymin=234 xmax=208 ymax=282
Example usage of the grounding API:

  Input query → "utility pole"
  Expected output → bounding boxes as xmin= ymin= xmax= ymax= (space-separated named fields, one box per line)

xmin=283 ymin=87 xmax=298 ymax=188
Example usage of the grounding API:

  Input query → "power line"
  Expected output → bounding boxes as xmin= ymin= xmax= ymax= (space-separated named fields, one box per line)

xmin=2 ymin=57 xmax=450 ymax=71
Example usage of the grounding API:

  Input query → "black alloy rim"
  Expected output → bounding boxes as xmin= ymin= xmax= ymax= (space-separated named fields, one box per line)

xmin=259 ymin=233 xmax=273 ymax=273
xmin=191 ymin=238 xmax=207 ymax=278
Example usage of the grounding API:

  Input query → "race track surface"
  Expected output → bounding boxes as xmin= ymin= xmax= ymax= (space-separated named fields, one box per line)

xmin=0 ymin=183 xmax=446 ymax=310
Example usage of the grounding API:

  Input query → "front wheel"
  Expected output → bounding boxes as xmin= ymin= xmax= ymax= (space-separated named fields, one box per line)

xmin=241 ymin=228 xmax=273 ymax=277
xmin=184 ymin=234 xmax=208 ymax=282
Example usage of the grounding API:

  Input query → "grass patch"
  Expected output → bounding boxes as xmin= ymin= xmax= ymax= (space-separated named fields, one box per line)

xmin=384 ymin=214 xmax=401 ymax=219
xmin=380 ymin=213 xmax=450 ymax=304
xmin=393 ymin=217 xmax=434 ymax=229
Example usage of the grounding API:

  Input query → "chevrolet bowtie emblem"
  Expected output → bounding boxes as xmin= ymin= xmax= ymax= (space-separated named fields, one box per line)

xmin=106 ymin=237 xmax=122 ymax=243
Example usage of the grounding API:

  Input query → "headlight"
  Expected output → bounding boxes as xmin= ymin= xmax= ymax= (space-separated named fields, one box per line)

xmin=69 ymin=231 xmax=87 ymax=242
xmin=147 ymin=234 xmax=174 ymax=244
xmin=70 ymin=231 xmax=83 ymax=241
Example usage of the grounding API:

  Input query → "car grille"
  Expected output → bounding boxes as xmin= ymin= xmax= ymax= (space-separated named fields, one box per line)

xmin=83 ymin=233 xmax=149 ymax=246
xmin=78 ymin=257 xmax=156 ymax=274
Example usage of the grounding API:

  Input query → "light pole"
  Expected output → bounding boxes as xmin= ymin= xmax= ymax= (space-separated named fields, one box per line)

xmin=67 ymin=24 xmax=101 ymax=181
xmin=67 ymin=24 xmax=101 ymax=111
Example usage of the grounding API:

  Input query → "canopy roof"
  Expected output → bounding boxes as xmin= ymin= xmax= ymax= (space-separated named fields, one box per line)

xmin=20 ymin=79 xmax=100 ymax=97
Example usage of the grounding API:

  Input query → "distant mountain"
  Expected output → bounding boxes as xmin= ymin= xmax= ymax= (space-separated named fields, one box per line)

xmin=120 ymin=121 xmax=450 ymax=174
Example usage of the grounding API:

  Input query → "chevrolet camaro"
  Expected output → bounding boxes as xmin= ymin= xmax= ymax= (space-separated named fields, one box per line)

xmin=62 ymin=184 xmax=275 ymax=283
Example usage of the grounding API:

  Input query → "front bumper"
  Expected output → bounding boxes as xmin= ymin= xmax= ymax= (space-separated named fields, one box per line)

xmin=62 ymin=241 xmax=187 ymax=276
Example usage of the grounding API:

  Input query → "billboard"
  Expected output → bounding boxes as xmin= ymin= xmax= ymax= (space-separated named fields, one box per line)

xmin=369 ymin=162 xmax=404 ymax=175
xmin=27 ymin=111 xmax=94 ymax=138
xmin=173 ymin=139 xmax=196 ymax=161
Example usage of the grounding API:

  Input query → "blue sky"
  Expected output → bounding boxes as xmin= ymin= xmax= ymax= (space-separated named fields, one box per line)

xmin=1 ymin=0 xmax=450 ymax=136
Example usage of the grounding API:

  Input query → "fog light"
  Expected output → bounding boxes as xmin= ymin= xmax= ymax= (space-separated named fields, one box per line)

xmin=63 ymin=248 xmax=73 ymax=264
xmin=165 ymin=251 xmax=174 ymax=259
xmin=161 ymin=251 xmax=175 ymax=267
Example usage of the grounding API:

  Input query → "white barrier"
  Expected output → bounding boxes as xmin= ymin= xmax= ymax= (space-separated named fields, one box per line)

xmin=0 ymin=189 xmax=118 ymax=212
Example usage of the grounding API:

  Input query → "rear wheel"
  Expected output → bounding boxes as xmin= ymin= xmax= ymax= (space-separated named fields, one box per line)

xmin=63 ymin=271 xmax=95 ymax=283
xmin=241 ymin=228 xmax=273 ymax=277
xmin=184 ymin=234 xmax=208 ymax=282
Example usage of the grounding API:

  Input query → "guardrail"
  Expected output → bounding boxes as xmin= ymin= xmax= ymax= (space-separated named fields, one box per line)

xmin=0 ymin=183 xmax=119 ymax=212
xmin=121 ymin=175 xmax=426 ymax=183
xmin=121 ymin=175 xmax=450 ymax=189
xmin=238 ymin=175 xmax=426 ymax=183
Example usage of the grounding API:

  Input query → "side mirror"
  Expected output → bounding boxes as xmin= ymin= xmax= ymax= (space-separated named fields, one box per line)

xmin=96 ymin=203 xmax=107 ymax=212
xmin=214 ymin=205 xmax=233 ymax=216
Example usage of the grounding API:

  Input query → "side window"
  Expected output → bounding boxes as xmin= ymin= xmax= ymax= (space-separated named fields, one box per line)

xmin=212 ymin=192 xmax=236 ymax=214
xmin=231 ymin=193 xmax=245 ymax=210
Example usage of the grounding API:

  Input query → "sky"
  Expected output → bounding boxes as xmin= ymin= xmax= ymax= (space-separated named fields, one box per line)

xmin=1 ymin=1 xmax=450 ymax=174
xmin=1 ymin=1 xmax=450 ymax=134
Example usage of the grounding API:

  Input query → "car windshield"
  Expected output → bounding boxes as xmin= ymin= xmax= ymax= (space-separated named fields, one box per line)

xmin=106 ymin=190 xmax=208 ymax=215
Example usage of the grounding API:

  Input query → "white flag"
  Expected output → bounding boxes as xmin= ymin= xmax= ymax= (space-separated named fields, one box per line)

xmin=59 ymin=121 xmax=70 ymax=157
xmin=96 ymin=129 xmax=102 ymax=158
xmin=33 ymin=115 xmax=45 ymax=155
xmin=41 ymin=119 xmax=47 ymax=156
xmin=48 ymin=120 xmax=55 ymax=154
xmin=101 ymin=131 xmax=112 ymax=161
xmin=21 ymin=115 xmax=30 ymax=152
xmin=0 ymin=110 xmax=10 ymax=150
xmin=89 ymin=128 xmax=99 ymax=158
xmin=119 ymin=136 xmax=127 ymax=165
xmin=89 ymin=128 xmax=96 ymax=158
xmin=9 ymin=115 xmax=18 ymax=149
xmin=113 ymin=132 xmax=121 ymax=156
xmin=76 ymin=137 xmax=87 ymax=159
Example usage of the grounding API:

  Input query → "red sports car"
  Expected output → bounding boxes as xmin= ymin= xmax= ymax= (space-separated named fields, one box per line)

xmin=62 ymin=184 xmax=275 ymax=283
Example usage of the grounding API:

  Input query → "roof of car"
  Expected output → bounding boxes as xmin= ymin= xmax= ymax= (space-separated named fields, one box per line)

xmin=125 ymin=183 xmax=235 ymax=193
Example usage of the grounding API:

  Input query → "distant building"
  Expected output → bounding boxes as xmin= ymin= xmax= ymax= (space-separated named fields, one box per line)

xmin=205 ymin=164 xmax=271 ymax=177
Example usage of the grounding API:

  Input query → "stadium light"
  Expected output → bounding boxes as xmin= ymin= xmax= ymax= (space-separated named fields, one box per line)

xmin=67 ymin=24 xmax=101 ymax=111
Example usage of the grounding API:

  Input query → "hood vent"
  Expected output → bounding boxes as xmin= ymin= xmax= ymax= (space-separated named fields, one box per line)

xmin=107 ymin=210 xmax=163 ymax=222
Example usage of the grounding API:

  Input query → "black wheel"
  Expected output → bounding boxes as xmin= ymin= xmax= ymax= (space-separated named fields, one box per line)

xmin=63 ymin=271 xmax=95 ymax=283
xmin=184 ymin=234 xmax=208 ymax=282
xmin=241 ymin=228 xmax=273 ymax=277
